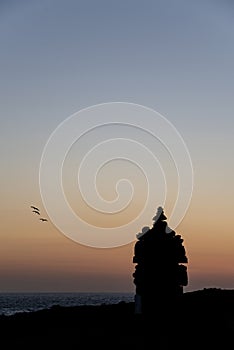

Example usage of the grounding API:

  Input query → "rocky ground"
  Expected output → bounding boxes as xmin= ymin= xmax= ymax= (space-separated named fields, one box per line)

xmin=1 ymin=288 xmax=233 ymax=349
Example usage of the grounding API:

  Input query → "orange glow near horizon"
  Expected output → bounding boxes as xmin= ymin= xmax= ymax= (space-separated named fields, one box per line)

xmin=1 ymin=189 xmax=234 ymax=292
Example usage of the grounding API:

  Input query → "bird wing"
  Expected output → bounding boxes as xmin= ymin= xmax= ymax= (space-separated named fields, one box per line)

xmin=31 ymin=206 xmax=40 ymax=211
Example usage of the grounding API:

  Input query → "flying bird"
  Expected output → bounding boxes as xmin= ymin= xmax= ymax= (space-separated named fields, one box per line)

xmin=32 ymin=210 xmax=40 ymax=215
xmin=39 ymin=218 xmax=48 ymax=222
xmin=31 ymin=205 xmax=40 ymax=211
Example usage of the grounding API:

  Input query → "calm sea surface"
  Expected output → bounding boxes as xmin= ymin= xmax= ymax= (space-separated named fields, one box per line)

xmin=0 ymin=292 xmax=134 ymax=316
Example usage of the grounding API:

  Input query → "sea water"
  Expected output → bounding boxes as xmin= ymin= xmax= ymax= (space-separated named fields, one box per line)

xmin=0 ymin=292 xmax=134 ymax=316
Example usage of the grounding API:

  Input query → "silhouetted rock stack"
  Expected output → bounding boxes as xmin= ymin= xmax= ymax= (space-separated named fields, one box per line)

xmin=133 ymin=206 xmax=188 ymax=317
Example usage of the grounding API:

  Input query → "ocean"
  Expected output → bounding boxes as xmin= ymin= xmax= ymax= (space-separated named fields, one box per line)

xmin=0 ymin=292 xmax=134 ymax=316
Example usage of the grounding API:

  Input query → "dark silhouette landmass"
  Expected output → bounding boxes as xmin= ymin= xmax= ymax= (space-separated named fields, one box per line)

xmin=0 ymin=288 xmax=234 ymax=349
xmin=13 ymin=206 xmax=232 ymax=348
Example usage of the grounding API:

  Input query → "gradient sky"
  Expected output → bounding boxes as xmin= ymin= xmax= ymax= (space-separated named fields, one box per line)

xmin=1 ymin=0 xmax=234 ymax=292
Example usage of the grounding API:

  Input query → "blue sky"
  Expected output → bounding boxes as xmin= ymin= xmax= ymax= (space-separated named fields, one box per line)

xmin=1 ymin=0 xmax=234 ymax=291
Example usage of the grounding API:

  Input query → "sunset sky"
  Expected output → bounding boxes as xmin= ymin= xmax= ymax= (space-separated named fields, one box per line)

xmin=1 ymin=0 xmax=234 ymax=292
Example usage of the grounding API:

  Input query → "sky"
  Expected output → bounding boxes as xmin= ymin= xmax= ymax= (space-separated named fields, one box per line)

xmin=1 ymin=0 xmax=234 ymax=292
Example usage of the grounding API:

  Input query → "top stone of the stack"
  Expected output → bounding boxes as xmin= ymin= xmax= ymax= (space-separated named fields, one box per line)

xmin=152 ymin=206 xmax=167 ymax=223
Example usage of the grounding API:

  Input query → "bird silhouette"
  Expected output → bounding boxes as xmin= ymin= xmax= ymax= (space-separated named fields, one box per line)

xmin=31 ymin=205 xmax=40 ymax=211
xmin=32 ymin=210 xmax=40 ymax=215
xmin=39 ymin=218 xmax=48 ymax=222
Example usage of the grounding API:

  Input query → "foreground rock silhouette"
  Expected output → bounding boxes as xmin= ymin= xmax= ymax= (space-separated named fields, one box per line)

xmin=133 ymin=207 xmax=188 ymax=313
xmin=0 ymin=289 xmax=234 ymax=349
xmin=132 ymin=207 xmax=189 ymax=347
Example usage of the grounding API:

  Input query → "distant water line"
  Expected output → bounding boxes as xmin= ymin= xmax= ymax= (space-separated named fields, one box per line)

xmin=0 ymin=292 xmax=134 ymax=316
